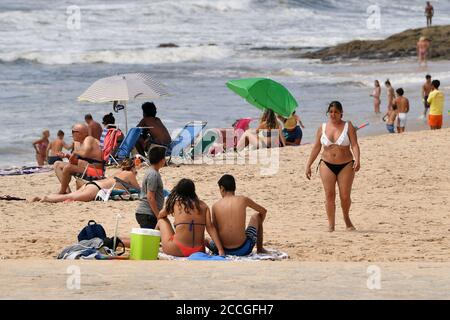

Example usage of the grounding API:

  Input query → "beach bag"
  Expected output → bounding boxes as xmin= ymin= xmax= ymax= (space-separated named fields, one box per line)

xmin=77 ymin=220 xmax=107 ymax=242
xmin=102 ymin=236 xmax=126 ymax=256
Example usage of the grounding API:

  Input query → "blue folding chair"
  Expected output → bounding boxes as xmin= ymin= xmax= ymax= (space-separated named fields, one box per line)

xmin=149 ymin=121 xmax=207 ymax=163
xmin=111 ymin=127 xmax=143 ymax=163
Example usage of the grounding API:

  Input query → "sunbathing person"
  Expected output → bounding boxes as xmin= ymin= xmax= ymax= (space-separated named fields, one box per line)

xmin=32 ymin=159 xmax=139 ymax=203
xmin=207 ymin=174 xmax=268 ymax=256
xmin=236 ymin=109 xmax=286 ymax=151
xmin=157 ymin=179 xmax=224 ymax=257
xmin=53 ymin=123 xmax=103 ymax=194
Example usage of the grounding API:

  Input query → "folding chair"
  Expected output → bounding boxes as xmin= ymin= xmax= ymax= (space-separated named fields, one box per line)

xmin=148 ymin=121 xmax=207 ymax=163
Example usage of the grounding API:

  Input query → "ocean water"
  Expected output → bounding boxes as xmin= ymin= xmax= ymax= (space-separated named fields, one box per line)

xmin=1 ymin=0 xmax=450 ymax=167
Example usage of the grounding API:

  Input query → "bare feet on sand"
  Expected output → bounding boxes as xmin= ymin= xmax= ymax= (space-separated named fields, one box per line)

xmin=257 ymin=248 xmax=270 ymax=254
xmin=346 ymin=225 xmax=356 ymax=231
xmin=30 ymin=197 xmax=41 ymax=202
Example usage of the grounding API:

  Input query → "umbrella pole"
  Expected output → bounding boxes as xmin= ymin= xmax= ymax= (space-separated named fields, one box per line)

xmin=124 ymin=102 xmax=128 ymax=134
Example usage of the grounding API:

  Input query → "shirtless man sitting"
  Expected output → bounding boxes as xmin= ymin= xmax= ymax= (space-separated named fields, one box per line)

xmin=136 ymin=102 xmax=172 ymax=155
xmin=393 ymin=88 xmax=410 ymax=133
xmin=53 ymin=123 xmax=103 ymax=194
xmin=207 ymin=174 xmax=268 ymax=256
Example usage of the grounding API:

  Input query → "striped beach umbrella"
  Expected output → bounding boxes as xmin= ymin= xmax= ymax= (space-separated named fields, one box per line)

xmin=78 ymin=73 xmax=170 ymax=132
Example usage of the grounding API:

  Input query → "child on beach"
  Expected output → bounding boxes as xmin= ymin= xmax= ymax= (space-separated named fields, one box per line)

xmin=47 ymin=130 xmax=71 ymax=165
xmin=207 ymin=174 xmax=268 ymax=256
xmin=157 ymin=179 xmax=224 ymax=257
xmin=135 ymin=146 xmax=167 ymax=229
xmin=32 ymin=129 xmax=50 ymax=166
xmin=383 ymin=104 xmax=398 ymax=133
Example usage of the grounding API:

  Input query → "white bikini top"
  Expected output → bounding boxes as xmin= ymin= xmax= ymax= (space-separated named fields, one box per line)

xmin=320 ymin=122 xmax=350 ymax=147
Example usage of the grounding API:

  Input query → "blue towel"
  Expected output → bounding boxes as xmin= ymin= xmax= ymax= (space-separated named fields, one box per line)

xmin=187 ymin=252 xmax=227 ymax=261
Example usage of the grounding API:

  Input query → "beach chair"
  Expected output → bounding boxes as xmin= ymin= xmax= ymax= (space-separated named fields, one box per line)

xmin=111 ymin=127 xmax=143 ymax=163
xmin=102 ymin=127 xmax=124 ymax=165
xmin=149 ymin=121 xmax=207 ymax=163
xmin=206 ymin=118 xmax=255 ymax=156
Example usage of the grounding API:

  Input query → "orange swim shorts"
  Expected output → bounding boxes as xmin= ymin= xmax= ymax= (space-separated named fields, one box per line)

xmin=86 ymin=166 xmax=104 ymax=177
xmin=428 ymin=114 xmax=443 ymax=127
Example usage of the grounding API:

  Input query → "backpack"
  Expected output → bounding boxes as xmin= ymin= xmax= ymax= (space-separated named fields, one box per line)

xmin=77 ymin=220 xmax=107 ymax=242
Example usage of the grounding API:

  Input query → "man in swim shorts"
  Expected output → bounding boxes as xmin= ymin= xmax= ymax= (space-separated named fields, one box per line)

xmin=393 ymin=88 xmax=409 ymax=133
xmin=53 ymin=123 xmax=103 ymax=194
xmin=422 ymin=75 xmax=432 ymax=118
xmin=207 ymin=174 xmax=268 ymax=256
xmin=427 ymin=79 xmax=444 ymax=130
xmin=47 ymin=130 xmax=71 ymax=165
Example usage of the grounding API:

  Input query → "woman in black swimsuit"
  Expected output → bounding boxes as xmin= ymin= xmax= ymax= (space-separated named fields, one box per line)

xmin=305 ymin=101 xmax=361 ymax=232
xmin=31 ymin=159 xmax=139 ymax=203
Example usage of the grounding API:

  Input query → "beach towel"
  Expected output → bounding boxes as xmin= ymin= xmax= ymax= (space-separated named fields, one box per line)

xmin=57 ymin=238 xmax=104 ymax=260
xmin=0 ymin=166 xmax=52 ymax=176
xmin=158 ymin=248 xmax=289 ymax=261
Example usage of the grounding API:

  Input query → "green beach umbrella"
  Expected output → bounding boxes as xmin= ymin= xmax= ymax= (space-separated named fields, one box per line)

xmin=226 ymin=78 xmax=298 ymax=118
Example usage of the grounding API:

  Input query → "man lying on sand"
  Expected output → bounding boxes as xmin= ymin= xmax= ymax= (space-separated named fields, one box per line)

xmin=31 ymin=159 xmax=139 ymax=203
xmin=53 ymin=123 xmax=103 ymax=194
xmin=207 ymin=174 xmax=268 ymax=256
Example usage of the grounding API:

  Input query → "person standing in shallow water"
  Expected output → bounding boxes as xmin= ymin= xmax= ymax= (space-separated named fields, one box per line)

xmin=393 ymin=88 xmax=409 ymax=133
xmin=370 ymin=80 xmax=381 ymax=114
xmin=32 ymin=129 xmax=50 ymax=166
xmin=385 ymin=80 xmax=395 ymax=112
xmin=305 ymin=101 xmax=360 ymax=232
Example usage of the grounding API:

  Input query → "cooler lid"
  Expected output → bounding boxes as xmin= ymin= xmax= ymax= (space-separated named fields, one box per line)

xmin=131 ymin=228 xmax=161 ymax=237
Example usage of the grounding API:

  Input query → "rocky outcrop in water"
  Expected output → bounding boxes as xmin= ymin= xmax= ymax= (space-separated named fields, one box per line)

xmin=302 ymin=25 xmax=450 ymax=61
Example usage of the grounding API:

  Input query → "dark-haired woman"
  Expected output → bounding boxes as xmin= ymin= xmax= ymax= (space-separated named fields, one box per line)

xmin=305 ymin=101 xmax=360 ymax=232
xmin=100 ymin=113 xmax=123 ymax=149
xmin=157 ymin=179 xmax=224 ymax=257
xmin=236 ymin=109 xmax=286 ymax=151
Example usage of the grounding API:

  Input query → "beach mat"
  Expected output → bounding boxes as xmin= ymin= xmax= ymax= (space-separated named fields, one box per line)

xmin=158 ymin=248 xmax=289 ymax=261
xmin=0 ymin=166 xmax=52 ymax=176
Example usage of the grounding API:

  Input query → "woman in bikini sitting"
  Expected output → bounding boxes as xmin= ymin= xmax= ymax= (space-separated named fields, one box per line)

xmin=305 ymin=101 xmax=360 ymax=232
xmin=236 ymin=109 xmax=286 ymax=151
xmin=157 ymin=179 xmax=224 ymax=257
xmin=31 ymin=159 xmax=139 ymax=203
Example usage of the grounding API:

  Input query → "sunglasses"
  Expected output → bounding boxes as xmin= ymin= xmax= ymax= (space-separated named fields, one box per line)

xmin=72 ymin=130 xmax=80 ymax=134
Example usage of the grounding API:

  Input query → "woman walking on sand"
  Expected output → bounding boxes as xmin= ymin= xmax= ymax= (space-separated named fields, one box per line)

xmin=370 ymin=80 xmax=381 ymax=114
xmin=305 ymin=101 xmax=360 ymax=232
xmin=32 ymin=129 xmax=50 ymax=166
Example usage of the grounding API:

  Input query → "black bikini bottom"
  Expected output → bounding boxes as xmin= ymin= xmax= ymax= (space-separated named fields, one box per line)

xmin=86 ymin=181 xmax=102 ymax=191
xmin=318 ymin=159 xmax=354 ymax=177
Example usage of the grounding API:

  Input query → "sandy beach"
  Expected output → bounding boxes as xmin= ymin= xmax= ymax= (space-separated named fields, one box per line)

xmin=1 ymin=128 xmax=450 ymax=262
xmin=1 ymin=128 xmax=450 ymax=299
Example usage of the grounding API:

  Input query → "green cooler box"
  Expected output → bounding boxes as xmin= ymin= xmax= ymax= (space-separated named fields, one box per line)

xmin=130 ymin=228 xmax=161 ymax=260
